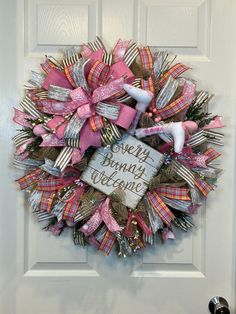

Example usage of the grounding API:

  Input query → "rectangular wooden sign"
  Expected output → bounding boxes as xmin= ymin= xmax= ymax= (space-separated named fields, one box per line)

xmin=81 ymin=134 xmax=165 ymax=209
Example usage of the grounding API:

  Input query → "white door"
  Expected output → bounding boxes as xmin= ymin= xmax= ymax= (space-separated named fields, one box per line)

xmin=1 ymin=0 xmax=236 ymax=313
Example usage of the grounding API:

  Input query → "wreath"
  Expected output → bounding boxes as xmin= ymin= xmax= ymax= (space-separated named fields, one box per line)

xmin=13 ymin=37 xmax=224 ymax=257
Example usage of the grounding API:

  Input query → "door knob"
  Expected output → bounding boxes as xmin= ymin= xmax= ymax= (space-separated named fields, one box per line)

xmin=209 ymin=296 xmax=230 ymax=314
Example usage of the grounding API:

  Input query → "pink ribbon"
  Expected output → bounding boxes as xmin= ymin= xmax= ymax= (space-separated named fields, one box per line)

xmin=80 ymin=198 xmax=121 ymax=236
xmin=37 ymin=47 xmax=137 ymax=167
xmin=113 ymin=39 xmax=131 ymax=63
xmin=13 ymin=108 xmax=34 ymax=127
xmin=42 ymin=68 xmax=73 ymax=90
xmin=202 ymin=116 xmax=224 ymax=130
xmin=71 ymin=77 xmax=125 ymax=118
xmin=37 ymin=99 xmax=83 ymax=115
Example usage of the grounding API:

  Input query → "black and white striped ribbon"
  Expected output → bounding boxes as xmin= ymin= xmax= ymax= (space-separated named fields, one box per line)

xmin=124 ymin=43 xmax=139 ymax=67
xmin=204 ymin=130 xmax=224 ymax=146
xmin=74 ymin=198 xmax=104 ymax=222
xmin=117 ymin=78 xmax=141 ymax=103
xmin=54 ymin=146 xmax=73 ymax=172
xmin=186 ymin=130 xmax=206 ymax=147
xmin=192 ymin=90 xmax=214 ymax=108
xmin=101 ymin=121 xmax=122 ymax=146
xmin=143 ymin=234 xmax=154 ymax=245
xmin=64 ymin=114 xmax=86 ymax=147
xmin=12 ymin=132 xmax=29 ymax=147
xmin=53 ymin=115 xmax=86 ymax=171
xmin=37 ymin=211 xmax=56 ymax=222
xmin=62 ymin=47 xmax=81 ymax=67
xmin=34 ymin=90 xmax=48 ymax=100
xmin=13 ymin=156 xmax=43 ymax=170
xmin=186 ymin=130 xmax=224 ymax=147
xmin=20 ymin=96 xmax=43 ymax=119
xmin=88 ymin=37 xmax=106 ymax=52
xmin=171 ymin=160 xmax=195 ymax=188
xmin=63 ymin=53 xmax=81 ymax=67
xmin=74 ymin=202 xmax=97 ymax=222
xmin=103 ymin=52 xmax=113 ymax=66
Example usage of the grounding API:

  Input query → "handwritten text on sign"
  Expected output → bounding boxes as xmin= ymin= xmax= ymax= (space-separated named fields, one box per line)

xmin=81 ymin=135 xmax=165 ymax=209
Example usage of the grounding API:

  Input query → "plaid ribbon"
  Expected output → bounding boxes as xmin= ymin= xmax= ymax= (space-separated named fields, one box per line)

xmin=62 ymin=186 xmax=85 ymax=221
xmin=147 ymin=191 xmax=175 ymax=226
xmin=16 ymin=169 xmax=44 ymax=190
xmin=157 ymin=95 xmax=189 ymax=119
xmin=141 ymin=76 xmax=156 ymax=108
xmin=87 ymin=60 xmax=110 ymax=90
xmin=64 ymin=64 xmax=77 ymax=88
xmin=139 ymin=46 xmax=153 ymax=75
xmin=12 ymin=132 xmax=30 ymax=148
xmin=89 ymin=115 xmax=105 ymax=131
xmin=204 ymin=147 xmax=221 ymax=163
xmin=99 ymin=230 xmax=116 ymax=255
xmin=156 ymin=186 xmax=191 ymax=201
xmin=39 ymin=191 xmax=55 ymax=212
xmin=159 ymin=63 xmax=190 ymax=88
xmin=194 ymin=178 xmax=213 ymax=197
xmin=141 ymin=76 xmax=155 ymax=93
xmin=62 ymin=201 xmax=80 ymax=221
xmin=36 ymin=177 xmax=63 ymax=192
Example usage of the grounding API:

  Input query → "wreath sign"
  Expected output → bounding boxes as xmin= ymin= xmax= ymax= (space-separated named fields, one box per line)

xmin=13 ymin=37 xmax=224 ymax=257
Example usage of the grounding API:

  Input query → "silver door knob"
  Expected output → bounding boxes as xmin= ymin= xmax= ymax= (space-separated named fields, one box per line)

xmin=209 ymin=297 xmax=230 ymax=314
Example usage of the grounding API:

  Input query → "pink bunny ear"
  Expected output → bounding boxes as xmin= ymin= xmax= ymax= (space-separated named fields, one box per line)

xmin=183 ymin=121 xmax=198 ymax=133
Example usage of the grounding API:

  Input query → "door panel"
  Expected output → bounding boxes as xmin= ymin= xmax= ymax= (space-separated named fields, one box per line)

xmin=1 ymin=0 xmax=236 ymax=313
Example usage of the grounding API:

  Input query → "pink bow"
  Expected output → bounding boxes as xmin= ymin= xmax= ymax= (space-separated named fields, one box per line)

xmin=70 ymin=77 xmax=125 ymax=119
